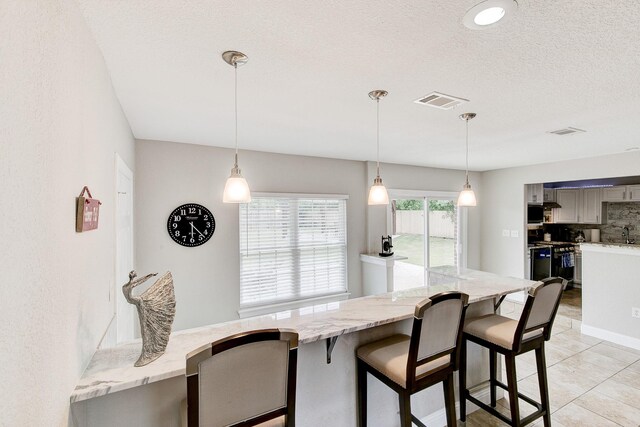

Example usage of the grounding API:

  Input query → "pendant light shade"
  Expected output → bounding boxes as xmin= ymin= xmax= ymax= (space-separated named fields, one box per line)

xmin=458 ymin=112 xmax=477 ymax=207
xmin=223 ymin=161 xmax=251 ymax=203
xmin=458 ymin=184 xmax=477 ymax=207
xmin=222 ymin=50 xmax=251 ymax=203
xmin=368 ymin=176 xmax=390 ymax=205
xmin=368 ymin=90 xmax=389 ymax=206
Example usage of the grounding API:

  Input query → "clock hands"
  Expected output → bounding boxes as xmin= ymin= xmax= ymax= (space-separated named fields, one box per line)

xmin=189 ymin=222 xmax=206 ymax=238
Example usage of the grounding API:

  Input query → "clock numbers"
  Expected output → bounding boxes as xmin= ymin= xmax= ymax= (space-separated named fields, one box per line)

xmin=167 ymin=203 xmax=216 ymax=247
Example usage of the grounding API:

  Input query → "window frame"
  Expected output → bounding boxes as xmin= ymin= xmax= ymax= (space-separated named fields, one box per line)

xmin=237 ymin=192 xmax=350 ymax=318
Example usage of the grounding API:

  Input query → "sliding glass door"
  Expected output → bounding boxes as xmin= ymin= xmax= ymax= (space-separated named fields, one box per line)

xmin=389 ymin=192 xmax=465 ymax=289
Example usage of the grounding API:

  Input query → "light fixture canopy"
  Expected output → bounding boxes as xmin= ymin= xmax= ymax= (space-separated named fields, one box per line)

xmin=222 ymin=50 xmax=251 ymax=204
xmin=458 ymin=113 xmax=477 ymax=207
xmin=368 ymin=90 xmax=389 ymax=206
xmin=463 ymin=0 xmax=517 ymax=30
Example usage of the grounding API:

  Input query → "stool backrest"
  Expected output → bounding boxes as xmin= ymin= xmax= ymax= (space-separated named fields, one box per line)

xmin=186 ymin=329 xmax=298 ymax=427
xmin=407 ymin=292 xmax=469 ymax=385
xmin=518 ymin=277 xmax=565 ymax=344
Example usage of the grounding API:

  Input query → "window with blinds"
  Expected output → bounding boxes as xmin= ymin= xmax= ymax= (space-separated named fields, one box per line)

xmin=239 ymin=195 xmax=348 ymax=308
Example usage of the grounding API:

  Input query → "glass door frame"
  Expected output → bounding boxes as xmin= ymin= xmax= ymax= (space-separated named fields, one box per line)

xmin=386 ymin=189 xmax=469 ymax=284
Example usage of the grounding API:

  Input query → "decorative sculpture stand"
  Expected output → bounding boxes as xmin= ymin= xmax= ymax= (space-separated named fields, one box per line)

xmin=122 ymin=271 xmax=176 ymax=367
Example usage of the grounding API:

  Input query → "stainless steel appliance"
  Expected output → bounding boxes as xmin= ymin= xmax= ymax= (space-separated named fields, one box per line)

xmin=529 ymin=246 xmax=552 ymax=281
xmin=529 ymin=242 xmax=576 ymax=282
xmin=527 ymin=205 xmax=544 ymax=224
xmin=552 ymin=244 xmax=575 ymax=282
xmin=574 ymin=249 xmax=582 ymax=285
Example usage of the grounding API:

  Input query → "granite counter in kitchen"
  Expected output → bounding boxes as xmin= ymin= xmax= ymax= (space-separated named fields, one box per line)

xmin=70 ymin=269 xmax=537 ymax=427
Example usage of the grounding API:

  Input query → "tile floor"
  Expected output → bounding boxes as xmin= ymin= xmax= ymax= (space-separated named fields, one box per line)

xmin=464 ymin=289 xmax=640 ymax=427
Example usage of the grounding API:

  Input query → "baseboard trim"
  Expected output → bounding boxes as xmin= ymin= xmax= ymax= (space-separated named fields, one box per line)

xmin=581 ymin=324 xmax=640 ymax=351
xmin=418 ymin=386 xmax=495 ymax=426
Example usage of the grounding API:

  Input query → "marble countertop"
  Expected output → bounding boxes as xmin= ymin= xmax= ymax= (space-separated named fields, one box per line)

xmin=71 ymin=269 xmax=536 ymax=403
xmin=580 ymin=242 xmax=640 ymax=254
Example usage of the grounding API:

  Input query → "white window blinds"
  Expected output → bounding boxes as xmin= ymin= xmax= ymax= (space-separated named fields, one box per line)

xmin=239 ymin=195 xmax=348 ymax=308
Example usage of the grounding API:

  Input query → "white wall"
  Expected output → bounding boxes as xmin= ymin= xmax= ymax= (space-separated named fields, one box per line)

xmin=366 ymin=161 xmax=483 ymax=268
xmin=480 ymin=151 xmax=640 ymax=278
xmin=0 ymin=1 xmax=135 ymax=426
xmin=134 ymin=140 xmax=368 ymax=330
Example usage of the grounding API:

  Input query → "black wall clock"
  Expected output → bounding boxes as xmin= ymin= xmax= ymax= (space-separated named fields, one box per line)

xmin=167 ymin=203 xmax=215 ymax=247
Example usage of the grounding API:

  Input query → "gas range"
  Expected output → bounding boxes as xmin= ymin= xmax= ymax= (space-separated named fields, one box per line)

xmin=531 ymin=241 xmax=577 ymax=248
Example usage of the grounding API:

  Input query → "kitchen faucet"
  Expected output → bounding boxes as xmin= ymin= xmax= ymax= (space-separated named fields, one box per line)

xmin=623 ymin=226 xmax=635 ymax=244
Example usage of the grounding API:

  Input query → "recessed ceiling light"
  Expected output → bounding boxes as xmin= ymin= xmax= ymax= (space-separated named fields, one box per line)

xmin=463 ymin=0 xmax=518 ymax=30
xmin=474 ymin=7 xmax=505 ymax=25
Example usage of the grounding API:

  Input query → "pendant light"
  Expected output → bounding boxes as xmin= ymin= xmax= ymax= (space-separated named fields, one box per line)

xmin=222 ymin=50 xmax=251 ymax=203
xmin=368 ymin=90 xmax=389 ymax=205
xmin=458 ymin=112 xmax=477 ymax=207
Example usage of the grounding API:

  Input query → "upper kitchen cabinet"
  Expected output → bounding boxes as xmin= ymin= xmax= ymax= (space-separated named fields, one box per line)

xmin=543 ymin=188 xmax=556 ymax=202
xmin=554 ymin=189 xmax=579 ymax=223
xmin=627 ymin=185 xmax=640 ymax=201
xmin=601 ymin=185 xmax=640 ymax=202
xmin=602 ymin=186 xmax=627 ymax=202
xmin=554 ymin=188 xmax=603 ymax=224
xmin=527 ymin=183 xmax=544 ymax=205
xmin=582 ymin=188 xmax=603 ymax=224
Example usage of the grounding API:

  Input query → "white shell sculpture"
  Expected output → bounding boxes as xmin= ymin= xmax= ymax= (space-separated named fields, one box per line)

xmin=122 ymin=271 xmax=176 ymax=367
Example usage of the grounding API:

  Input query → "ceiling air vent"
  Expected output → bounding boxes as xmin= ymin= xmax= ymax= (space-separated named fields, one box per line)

xmin=548 ymin=127 xmax=586 ymax=136
xmin=413 ymin=92 xmax=469 ymax=110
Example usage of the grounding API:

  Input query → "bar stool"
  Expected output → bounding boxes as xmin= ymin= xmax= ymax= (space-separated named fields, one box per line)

xmin=184 ymin=328 xmax=298 ymax=427
xmin=356 ymin=291 xmax=469 ymax=427
xmin=459 ymin=277 xmax=565 ymax=427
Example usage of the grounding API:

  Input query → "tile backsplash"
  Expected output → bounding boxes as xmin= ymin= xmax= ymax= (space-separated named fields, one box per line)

xmin=545 ymin=202 xmax=640 ymax=243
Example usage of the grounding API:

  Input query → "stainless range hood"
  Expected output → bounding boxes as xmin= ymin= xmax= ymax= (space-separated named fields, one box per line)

xmin=543 ymin=201 xmax=561 ymax=208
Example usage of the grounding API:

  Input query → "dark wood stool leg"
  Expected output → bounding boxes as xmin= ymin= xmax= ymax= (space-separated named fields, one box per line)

xmin=535 ymin=344 xmax=552 ymax=427
xmin=459 ymin=337 xmax=467 ymax=422
xmin=489 ymin=348 xmax=497 ymax=408
xmin=505 ymin=354 xmax=521 ymax=427
xmin=398 ymin=390 xmax=412 ymax=427
xmin=443 ymin=372 xmax=457 ymax=427
xmin=357 ymin=359 xmax=367 ymax=427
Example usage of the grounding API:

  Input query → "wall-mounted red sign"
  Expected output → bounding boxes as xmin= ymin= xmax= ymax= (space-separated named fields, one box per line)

xmin=76 ymin=186 xmax=102 ymax=232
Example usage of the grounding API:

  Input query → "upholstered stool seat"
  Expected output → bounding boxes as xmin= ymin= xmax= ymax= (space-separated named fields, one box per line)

xmin=459 ymin=278 xmax=565 ymax=427
xmin=357 ymin=334 xmax=450 ymax=387
xmin=356 ymin=292 xmax=469 ymax=427
xmin=464 ymin=314 xmax=543 ymax=349
xmin=255 ymin=416 xmax=285 ymax=427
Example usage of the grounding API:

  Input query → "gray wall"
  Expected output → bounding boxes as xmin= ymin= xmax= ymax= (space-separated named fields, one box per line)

xmin=582 ymin=248 xmax=640 ymax=347
xmin=480 ymin=151 xmax=640 ymax=278
xmin=135 ymin=140 xmax=368 ymax=330
xmin=135 ymin=140 xmax=481 ymax=331
xmin=0 ymin=1 xmax=135 ymax=425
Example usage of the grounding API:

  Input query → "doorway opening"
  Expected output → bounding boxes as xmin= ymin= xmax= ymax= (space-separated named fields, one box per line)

xmin=388 ymin=191 xmax=466 ymax=290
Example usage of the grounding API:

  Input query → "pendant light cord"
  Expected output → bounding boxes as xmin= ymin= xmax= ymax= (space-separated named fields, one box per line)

xmin=376 ymin=98 xmax=380 ymax=177
xmin=234 ymin=62 xmax=239 ymax=168
xmin=465 ymin=117 xmax=469 ymax=185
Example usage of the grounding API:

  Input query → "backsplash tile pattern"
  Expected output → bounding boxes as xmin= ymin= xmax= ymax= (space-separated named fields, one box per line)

xmin=545 ymin=202 xmax=640 ymax=243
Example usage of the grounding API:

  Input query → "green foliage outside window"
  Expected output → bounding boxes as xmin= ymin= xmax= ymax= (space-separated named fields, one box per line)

xmin=395 ymin=199 xmax=455 ymax=220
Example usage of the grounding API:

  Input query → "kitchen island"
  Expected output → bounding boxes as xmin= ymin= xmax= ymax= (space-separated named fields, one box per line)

xmin=70 ymin=269 xmax=536 ymax=427
xmin=580 ymin=243 xmax=640 ymax=351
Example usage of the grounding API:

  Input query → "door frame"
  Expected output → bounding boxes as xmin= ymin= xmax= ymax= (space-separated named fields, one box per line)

xmin=115 ymin=153 xmax=135 ymax=343
xmin=386 ymin=189 xmax=468 ymax=282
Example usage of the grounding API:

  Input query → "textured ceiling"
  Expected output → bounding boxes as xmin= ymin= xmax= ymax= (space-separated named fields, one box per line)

xmin=76 ymin=0 xmax=640 ymax=171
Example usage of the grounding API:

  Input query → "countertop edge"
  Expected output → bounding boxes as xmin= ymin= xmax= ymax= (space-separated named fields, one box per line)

xmin=70 ymin=270 xmax=537 ymax=403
